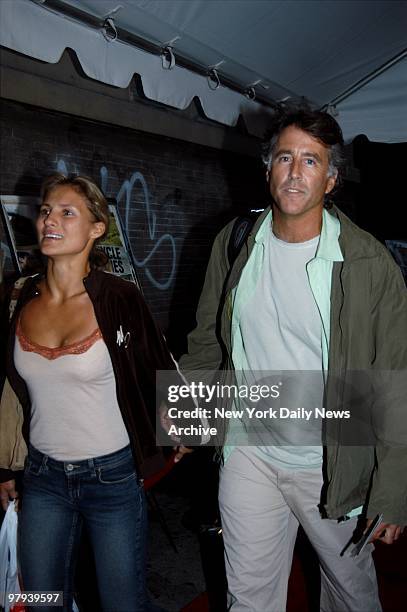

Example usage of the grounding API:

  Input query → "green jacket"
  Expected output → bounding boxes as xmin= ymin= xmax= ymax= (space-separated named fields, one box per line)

xmin=180 ymin=205 xmax=407 ymax=524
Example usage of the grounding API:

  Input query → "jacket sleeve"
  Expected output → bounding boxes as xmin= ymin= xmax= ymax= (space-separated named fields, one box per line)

xmin=0 ymin=282 xmax=26 ymax=482
xmin=366 ymin=252 xmax=407 ymax=525
xmin=125 ymin=285 xmax=209 ymax=446
xmin=179 ymin=221 xmax=234 ymax=373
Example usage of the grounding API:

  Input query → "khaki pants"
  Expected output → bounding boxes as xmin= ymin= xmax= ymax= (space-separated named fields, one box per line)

xmin=219 ymin=448 xmax=381 ymax=612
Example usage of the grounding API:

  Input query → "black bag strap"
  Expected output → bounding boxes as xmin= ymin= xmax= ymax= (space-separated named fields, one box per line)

xmin=227 ymin=212 xmax=262 ymax=266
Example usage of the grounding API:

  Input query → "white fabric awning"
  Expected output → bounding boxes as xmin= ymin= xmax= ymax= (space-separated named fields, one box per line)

xmin=1 ymin=0 xmax=406 ymax=142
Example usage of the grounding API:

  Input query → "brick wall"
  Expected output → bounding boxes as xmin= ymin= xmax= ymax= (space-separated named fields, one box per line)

xmin=0 ymin=100 xmax=267 ymax=354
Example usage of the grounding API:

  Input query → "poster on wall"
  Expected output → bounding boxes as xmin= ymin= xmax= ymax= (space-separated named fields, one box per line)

xmin=99 ymin=203 xmax=142 ymax=288
xmin=385 ymin=240 xmax=407 ymax=284
xmin=0 ymin=196 xmax=44 ymax=277
xmin=0 ymin=196 xmax=141 ymax=289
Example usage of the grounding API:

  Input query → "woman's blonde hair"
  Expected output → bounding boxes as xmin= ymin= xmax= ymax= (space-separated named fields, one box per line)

xmin=40 ymin=173 xmax=110 ymax=269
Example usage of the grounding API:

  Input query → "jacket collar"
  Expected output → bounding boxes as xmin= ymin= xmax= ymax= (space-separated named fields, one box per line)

xmin=251 ymin=205 xmax=343 ymax=262
xmin=82 ymin=267 xmax=104 ymax=294
xmin=252 ymin=204 xmax=382 ymax=264
xmin=329 ymin=205 xmax=384 ymax=263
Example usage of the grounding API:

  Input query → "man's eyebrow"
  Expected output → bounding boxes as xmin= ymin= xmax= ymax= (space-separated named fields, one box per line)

xmin=274 ymin=149 xmax=323 ymax=163
xmin=303 ymin=151 xmax=322 ymax=162
xmin=274 ymin=148 xmax=292 ymax=157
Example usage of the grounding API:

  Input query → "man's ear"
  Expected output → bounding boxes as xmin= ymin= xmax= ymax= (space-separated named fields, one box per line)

xmin=325 ymin=171 xmax=338 ymax=195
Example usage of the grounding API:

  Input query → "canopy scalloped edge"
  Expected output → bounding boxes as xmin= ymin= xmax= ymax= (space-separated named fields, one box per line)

xmin=0 ymin=0 xmax=275 ymax=137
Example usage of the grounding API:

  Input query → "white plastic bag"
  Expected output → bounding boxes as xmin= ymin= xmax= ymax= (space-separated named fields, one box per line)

xmin=0 ymin=500 xmax=20 ymax=612
xmin=0 ymin=501 xmax=79 ymax=612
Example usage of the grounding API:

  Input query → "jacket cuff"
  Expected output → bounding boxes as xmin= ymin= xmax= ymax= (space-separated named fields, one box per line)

xmin=0 ymin=468 xmax=17 ymax=483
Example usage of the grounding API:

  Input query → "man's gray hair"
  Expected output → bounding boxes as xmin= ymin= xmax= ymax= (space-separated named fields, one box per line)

xmin=262 ymin=106 xmax=346 ymax=183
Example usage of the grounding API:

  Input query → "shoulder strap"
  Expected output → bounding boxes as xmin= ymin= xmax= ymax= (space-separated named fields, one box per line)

xmin=227 ymin=212 xmax=261 ymax=266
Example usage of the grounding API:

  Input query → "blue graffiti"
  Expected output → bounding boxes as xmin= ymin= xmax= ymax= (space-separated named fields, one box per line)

xmin=57 ymin=159 xmax=68 ymax=174
xmin=56 ymin=160 xmax=176 ymax=290
xmin=114 ymin=169 xmax=176 ymax=291
xmin=100 ymin=165 xmax=108 ymax=193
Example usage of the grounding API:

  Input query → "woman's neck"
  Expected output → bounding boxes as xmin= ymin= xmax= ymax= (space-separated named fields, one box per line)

xmin=43 ymin=258 xmax=90 ymax=301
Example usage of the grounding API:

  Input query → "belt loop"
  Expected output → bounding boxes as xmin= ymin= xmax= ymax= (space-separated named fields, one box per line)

xmin=88 ymin=457 xmax=96 ymax=477
xmin=42 ymin=454 xmax=48 ymax=468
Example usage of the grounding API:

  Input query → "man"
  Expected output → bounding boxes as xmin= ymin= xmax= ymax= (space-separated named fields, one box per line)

xmin=179 ymin=107 xmax=407 ymax=611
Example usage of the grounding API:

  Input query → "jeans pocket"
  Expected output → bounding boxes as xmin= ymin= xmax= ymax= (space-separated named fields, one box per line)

xmin=96 ymin=460 xmax=137 ymax=485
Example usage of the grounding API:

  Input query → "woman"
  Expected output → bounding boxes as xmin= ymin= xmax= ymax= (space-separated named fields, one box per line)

xmin=0 ymin=174 xmax=193 ymax=611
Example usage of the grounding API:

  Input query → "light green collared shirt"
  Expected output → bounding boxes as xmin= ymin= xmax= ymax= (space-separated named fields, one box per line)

xmin=225 ymin=208 xmax=343 ymax=461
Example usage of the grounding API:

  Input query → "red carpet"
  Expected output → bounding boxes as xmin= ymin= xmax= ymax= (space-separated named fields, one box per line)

xmin=181 ymin=534 xmax=407 ymax=611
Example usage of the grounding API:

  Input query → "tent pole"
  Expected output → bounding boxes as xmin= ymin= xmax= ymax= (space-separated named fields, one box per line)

xmin=322 ymin=48 xmax=407 ymax=109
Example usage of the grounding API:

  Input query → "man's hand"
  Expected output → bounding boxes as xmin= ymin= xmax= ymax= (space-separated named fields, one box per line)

xmin=159 ymin=401 xmax=181 ymax=442
xmin=174 ymin=445 xmax=194 ymax=463
xmin=367 ymin=518 xmax=404 ymax=544
xmin=159 ymin=403 xmax=195 ymax=460
xmin=0 ymin=479 xmax=18 ymax=511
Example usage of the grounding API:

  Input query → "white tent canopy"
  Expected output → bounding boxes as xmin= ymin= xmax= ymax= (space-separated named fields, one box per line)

xmin=1 ymin=0 xmax=406 ymax=142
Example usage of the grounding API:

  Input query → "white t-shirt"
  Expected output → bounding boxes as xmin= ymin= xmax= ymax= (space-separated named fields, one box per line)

xmin=238 ymin=228 xmax=324 ymax=468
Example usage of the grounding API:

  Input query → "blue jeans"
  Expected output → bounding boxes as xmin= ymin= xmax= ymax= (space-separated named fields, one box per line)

xmin=19 ymin=445 xmax=148 ymax=611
